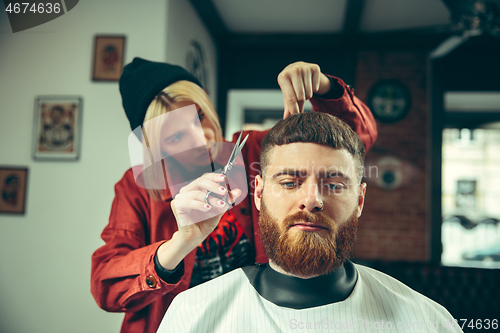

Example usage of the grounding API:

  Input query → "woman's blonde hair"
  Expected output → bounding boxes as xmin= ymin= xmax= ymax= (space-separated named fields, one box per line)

xmin=141 ymin=80 xmax=222 ymax=201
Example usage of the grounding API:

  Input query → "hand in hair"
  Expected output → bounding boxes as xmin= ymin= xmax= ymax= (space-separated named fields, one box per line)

xmin=156 ymin=173 xmax=241 ymax=270
xmin=278 ymin=61 xmax=332 ymax=118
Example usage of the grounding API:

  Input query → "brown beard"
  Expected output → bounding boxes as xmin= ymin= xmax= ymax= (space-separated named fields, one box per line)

xmin=258 ymin=199 xmax=358 ymax=277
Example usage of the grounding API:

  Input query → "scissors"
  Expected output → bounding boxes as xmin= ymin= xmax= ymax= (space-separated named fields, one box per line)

xmin=205 ymin=132 xmax=249 ymax=207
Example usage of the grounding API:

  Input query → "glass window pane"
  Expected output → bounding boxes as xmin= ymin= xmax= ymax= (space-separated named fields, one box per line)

xmin=442 ymin=126 xmax=500 ymax=268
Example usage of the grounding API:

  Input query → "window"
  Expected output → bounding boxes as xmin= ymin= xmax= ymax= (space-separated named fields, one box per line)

xmin=441 ymin=126 xmax=500 ymax=268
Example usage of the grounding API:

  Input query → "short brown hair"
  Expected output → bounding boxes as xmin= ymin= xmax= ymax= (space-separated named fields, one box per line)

xmin=260 ymin=112 xmax=365 ymax=181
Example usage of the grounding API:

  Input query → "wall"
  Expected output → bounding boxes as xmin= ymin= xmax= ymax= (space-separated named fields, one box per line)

xmin=353 ymin=51 xmax=429 ymax=261
xmin=0 ymin=1 xmax=214 ymax=332
xmin=166 ymin=0 xmax=218 ymax=107
xmin=0 ymin=2 xmax=166 ymax=332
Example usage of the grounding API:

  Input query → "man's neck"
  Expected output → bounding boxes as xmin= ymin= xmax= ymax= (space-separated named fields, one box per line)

xmin=242 ymin=260 xmax=358 ymax=309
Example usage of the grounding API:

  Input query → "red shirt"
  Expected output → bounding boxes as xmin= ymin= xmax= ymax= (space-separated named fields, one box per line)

xmin=91 ymin=76 xmax=377 ymax=333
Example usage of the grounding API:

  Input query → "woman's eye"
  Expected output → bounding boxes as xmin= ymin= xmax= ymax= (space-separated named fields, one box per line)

xmin=198 ymin=112 xmax=205 ymax=121
xmin=171 ymin=132 xmax=183 ymax=143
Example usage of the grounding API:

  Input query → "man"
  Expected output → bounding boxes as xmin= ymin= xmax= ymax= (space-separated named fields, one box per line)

xmin=157 ymin=112 xmax=461 ymax=333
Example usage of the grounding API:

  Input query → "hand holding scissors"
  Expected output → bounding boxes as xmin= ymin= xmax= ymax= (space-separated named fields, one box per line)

xmin=171 ymin=132 xmax=248 ymax=230
xmin=205 ymin=132 xmax=249 ymax=207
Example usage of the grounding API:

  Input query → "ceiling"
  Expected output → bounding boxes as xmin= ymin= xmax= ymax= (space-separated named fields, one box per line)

xmin=190 ymin=0 xmax=500 ymax=52
xmin=210 ymin=0 xmax=451 ymax=34
xmin=189 ymin=0 xmax=460 ymax=43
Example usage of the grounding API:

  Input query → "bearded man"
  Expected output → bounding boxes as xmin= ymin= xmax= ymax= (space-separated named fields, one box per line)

xmin=157 ymin=112 xmax=461 ymax=333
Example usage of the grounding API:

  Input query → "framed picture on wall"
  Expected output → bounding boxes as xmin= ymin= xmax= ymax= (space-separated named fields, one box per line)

xmin=92 ymin=35 xmax=126 ymax=81
xmin=32 ymin=96 xmax=83 ymax=161
xmin=0 ymin=167 xmax=28 ymax=215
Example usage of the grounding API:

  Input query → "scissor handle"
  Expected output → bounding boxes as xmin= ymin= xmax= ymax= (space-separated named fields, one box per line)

xmin=205 ymin=188 xmax=235 ymax=207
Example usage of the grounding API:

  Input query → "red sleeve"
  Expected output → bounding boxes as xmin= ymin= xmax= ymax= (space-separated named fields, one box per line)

xmin=90 ymin=170 xmax=184 ymax=313
xmin=310 ymin=75 xmax=378 ymax=152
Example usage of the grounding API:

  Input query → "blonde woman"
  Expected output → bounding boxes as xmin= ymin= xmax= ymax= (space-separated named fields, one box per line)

xmin=91 ymin=58 xmax=377 ymax=333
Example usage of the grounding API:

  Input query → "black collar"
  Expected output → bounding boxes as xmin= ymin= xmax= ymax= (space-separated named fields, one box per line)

xmin=242 ymin=260 xmax=357 ymax=309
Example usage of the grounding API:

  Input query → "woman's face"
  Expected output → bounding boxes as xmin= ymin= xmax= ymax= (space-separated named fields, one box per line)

xmin=159 ymin=101 xmax=216 ymax=166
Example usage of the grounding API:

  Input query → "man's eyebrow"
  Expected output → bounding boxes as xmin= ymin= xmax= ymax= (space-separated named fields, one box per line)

xmin=271 ymin=168 xmax=304 ymax=179
xmin=322 ymin=170 xmax=353 ymax=183
xmin=271 ymin=168 xmax=353 ymax=183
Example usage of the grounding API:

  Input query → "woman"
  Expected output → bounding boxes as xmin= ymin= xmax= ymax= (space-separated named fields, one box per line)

xmin=91 ymin=58 xmax=377 ymax=333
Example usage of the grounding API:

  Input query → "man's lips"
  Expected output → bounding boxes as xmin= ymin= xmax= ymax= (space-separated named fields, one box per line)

xmin=290 ymin=222 xmax=329 ymax=231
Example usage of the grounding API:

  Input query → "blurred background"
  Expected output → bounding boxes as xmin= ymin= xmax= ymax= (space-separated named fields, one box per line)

xmin=1 ymin=0 xmax=499 ymax=332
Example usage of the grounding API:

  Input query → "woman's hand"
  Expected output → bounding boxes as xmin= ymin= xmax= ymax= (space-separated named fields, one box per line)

xmin=157 ymin=173 xmax=241 ymax=270
xmin=278 ymin=61 xmax=332 ymax=118
xmin=172 ymin=173 xmax=241 ymax=243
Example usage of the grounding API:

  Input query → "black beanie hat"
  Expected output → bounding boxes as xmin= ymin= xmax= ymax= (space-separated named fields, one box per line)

xmin=119 ymin=57 xmax=203 ymax=133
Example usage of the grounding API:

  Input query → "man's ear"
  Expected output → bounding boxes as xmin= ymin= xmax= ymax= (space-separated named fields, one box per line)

xmin=356 ymin=183 xmax=367 ymax=218
xmin=254 ymin=175 xmax=264 ymax=211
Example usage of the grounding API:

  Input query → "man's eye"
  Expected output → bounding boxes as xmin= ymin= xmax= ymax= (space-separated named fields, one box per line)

xmin=281 ymin=181 xmax=299 ymax=189
xmin=326 ymin=184 xmax=344 ymax=191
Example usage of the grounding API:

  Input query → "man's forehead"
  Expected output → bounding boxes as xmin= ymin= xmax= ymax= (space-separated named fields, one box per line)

xmin=267 ymin=143 xmax=354 ymax=164
xmin=265 ymin=143 xmax=357 ymax=178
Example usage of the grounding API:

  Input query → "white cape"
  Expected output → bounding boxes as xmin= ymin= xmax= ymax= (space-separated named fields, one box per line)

xmin=158 ymin=264 xmax=462 ymax=332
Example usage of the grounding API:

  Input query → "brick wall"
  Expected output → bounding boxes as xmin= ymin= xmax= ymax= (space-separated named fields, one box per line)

xmin=353 ymin=51 xmax=430 ymax=261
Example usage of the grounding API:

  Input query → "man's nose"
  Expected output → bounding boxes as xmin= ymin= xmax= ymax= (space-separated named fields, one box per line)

xmin=299 ymin=182 xmax=323 ymax=212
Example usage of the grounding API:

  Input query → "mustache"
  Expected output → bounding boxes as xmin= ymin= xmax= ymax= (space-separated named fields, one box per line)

xmin=282 ymin=210 xmax=336 ymax=230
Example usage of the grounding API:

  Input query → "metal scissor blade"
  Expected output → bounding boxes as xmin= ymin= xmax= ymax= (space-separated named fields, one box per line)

xmin=208 ymin=132 xmax=249 ymax=207
xmin=229 ymin=134 xmax=249 ymax=165
xmin=225 ymin=131 xmax=243 ymax=169
xmin=237 ymin=134 xmax=249 ymax=157
xmin=234 ymin=130 xmax=244 ymax=146
xmin=223 ymin=133 xmax=249 ymax=175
